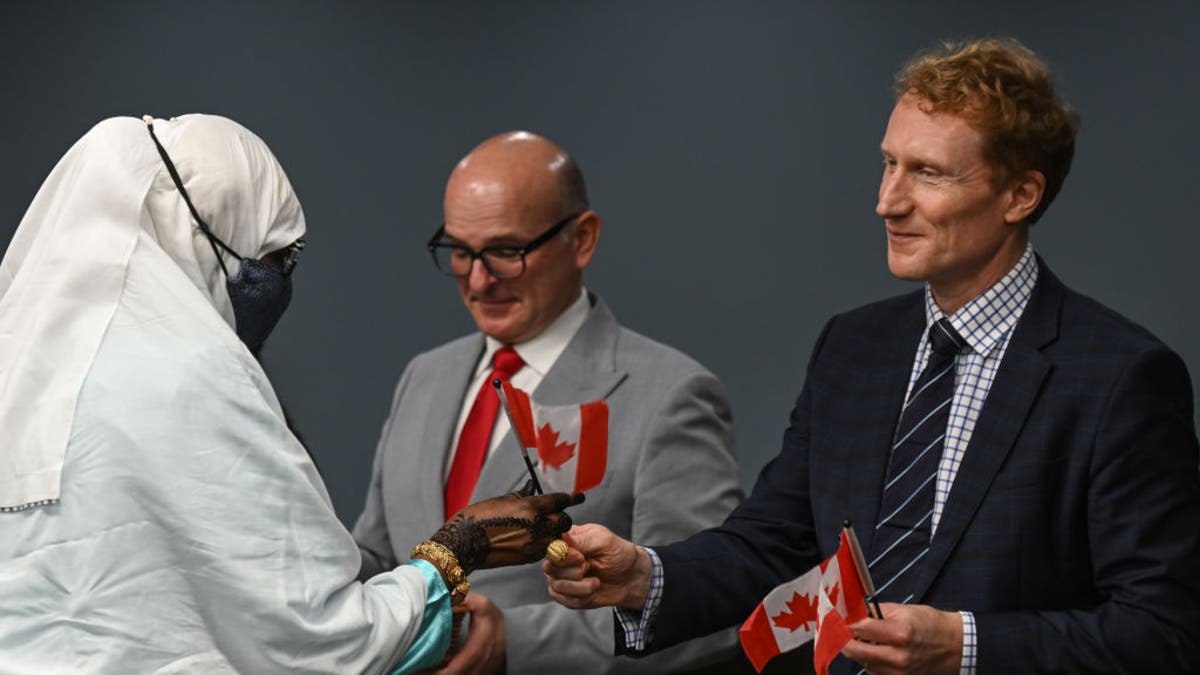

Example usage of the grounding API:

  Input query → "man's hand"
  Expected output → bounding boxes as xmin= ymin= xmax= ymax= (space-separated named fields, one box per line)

xmin=543 ymin=524 xmax=653 ymax=610
xmin=432 ymin=491 xmax=583 ymax=574
xmin=841 ymin=603 xmax=962 ymax=675
xmin=424 ymin=592 xmax=506 ymax=675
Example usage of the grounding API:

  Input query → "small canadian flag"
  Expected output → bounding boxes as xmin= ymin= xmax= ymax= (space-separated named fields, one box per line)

xmin=739 ymin=528 xmax=871 ymax=674
xmin=500 ymin=381 xmax=608 ymax=495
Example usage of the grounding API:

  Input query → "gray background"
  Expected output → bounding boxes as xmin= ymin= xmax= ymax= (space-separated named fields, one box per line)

xmin=3 ymin=1 xmax=1197 ymax=526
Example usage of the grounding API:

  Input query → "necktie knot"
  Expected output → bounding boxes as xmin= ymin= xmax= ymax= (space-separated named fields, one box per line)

xmin=492 ymin=347 xmax=524 ymax=380
xmin=929 ymin=319 xmax=965 ymax=357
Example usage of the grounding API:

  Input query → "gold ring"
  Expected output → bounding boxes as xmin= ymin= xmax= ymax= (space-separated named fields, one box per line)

xmin=545 ymin=539 xmax=569 ymax=565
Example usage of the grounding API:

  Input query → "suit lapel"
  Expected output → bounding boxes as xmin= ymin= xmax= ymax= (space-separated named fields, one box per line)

xmin=420 ymin=336 xmax=485 ymax=527
xmin=533 ymin=295 xmax=626 ymax=405
xmin=471 ymin=432 xmax=539 ymax=499
xmin=846 ymin=302 xmax=926 ymax=559
xmin=910 ymin=263 xmax=1062 ymax=601
xmin=471 ymin=294 xmax=627 ymax=497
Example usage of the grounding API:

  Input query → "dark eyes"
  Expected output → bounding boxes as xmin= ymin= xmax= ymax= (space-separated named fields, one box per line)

xmin=881 ymin=158 xmax=940 ymax=179
xmin=448 ymin=245 xmax=522 ymax=260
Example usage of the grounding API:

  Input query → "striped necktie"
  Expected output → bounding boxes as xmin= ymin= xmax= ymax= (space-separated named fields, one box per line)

xmin=869 ymin=318 xmax=965 ymax=603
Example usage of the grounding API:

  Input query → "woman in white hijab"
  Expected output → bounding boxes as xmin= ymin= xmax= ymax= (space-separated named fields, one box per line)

xmin=0 ymin=115 xmax=575 ymax=673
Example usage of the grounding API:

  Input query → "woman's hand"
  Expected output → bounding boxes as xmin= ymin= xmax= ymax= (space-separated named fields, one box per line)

xmin=431 ymin=487 xmax=583 ymax=575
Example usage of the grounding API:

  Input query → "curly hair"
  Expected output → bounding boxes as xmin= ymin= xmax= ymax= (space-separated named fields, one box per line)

xmin=896 ymin=38 xmax=1080 ymax=224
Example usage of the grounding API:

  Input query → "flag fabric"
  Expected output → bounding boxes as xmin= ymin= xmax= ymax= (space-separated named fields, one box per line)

xmin=500 ymin=382 xmax=608 ymax=494
xmin=739 ymin=529 xmax=870 ymax=674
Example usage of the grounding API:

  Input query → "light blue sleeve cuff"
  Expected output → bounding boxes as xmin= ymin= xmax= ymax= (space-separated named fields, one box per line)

xmin=612 ymin=546 xmax=664 ymax=652
xmin=959 ymin=610 xmax=976 ymax=674
xmin=388 ymin=558 xmax=452 ymax=674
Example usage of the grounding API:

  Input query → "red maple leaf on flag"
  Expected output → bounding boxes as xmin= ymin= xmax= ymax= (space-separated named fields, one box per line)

xmin=825 ymin=582 xmax=840 ymax=608
xmin=770 ymin=591 xmax=819 ymax=633
xmin=537 ymin=423 xmax=576 ymax=469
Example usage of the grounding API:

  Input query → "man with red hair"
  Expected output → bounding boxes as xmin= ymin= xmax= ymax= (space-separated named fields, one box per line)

xmin=546 ymin=38 xmax=1200 ymax=674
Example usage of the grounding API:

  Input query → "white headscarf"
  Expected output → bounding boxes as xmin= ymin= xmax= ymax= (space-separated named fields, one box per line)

xmin=0 ymin=114 xmax=306 ymax=511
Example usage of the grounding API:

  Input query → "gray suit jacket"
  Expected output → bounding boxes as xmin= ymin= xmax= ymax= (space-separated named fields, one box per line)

xmin=353 ymin=294 xmax=744 ymax=674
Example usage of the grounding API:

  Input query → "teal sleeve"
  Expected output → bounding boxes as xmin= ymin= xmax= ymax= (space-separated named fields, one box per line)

xmin=388 ymin=558 xmax=452 ymax=674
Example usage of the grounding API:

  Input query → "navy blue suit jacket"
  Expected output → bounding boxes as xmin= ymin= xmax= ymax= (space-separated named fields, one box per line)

xmin=632 ymin=262 xmax=1200 ymax=673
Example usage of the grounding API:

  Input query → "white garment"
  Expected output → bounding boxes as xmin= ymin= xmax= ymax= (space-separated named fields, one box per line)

xmin=0 ymin=114 xmax=303 ymax=510
xmin=0 ymin=115 xmax=439 ymax=672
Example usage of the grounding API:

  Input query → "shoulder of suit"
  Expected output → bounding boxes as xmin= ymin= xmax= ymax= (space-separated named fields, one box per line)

xmin=579 ymin=294 xmax=720 ymax=381
xmin=609 ymin=323 xmax=717 ymax=381
xmin=1056 ymin=284 xmax=1175 ymax=356
xmin=402 ymin=332 xmax=483 ymax=372
xmin=825 ymin=289 xmax=925 ymax=336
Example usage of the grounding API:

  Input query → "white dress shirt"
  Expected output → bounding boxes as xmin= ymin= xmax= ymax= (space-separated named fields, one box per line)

xmin=443 ymin=287 xmax=591 ymax=480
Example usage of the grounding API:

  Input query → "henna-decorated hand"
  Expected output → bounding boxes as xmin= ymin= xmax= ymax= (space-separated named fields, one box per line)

xmin=431 ymin=487 xmax=583 ymax=575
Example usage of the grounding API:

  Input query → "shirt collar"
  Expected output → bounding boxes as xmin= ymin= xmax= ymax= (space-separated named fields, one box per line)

xmin=924 ymin=242 xmax=1038 ymax=357
xmin=478 ymin=287 xmax=591 ymax=377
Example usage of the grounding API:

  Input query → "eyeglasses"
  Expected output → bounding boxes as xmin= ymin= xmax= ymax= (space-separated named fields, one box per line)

xmin=427 ymin=212 xmax=581 ymax=280
xmin=264 ymin=238 xmax=306 ymax=276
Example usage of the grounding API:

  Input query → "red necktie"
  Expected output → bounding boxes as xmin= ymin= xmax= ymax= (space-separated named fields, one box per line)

xmin=444 ymin=346 xmax=525 ymax=518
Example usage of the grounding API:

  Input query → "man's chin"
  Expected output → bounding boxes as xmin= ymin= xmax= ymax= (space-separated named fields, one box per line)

xmin=886 ymin=252 xmax=928 ymax=282
xmin=472 ymin=315 xmax=524 ymax=344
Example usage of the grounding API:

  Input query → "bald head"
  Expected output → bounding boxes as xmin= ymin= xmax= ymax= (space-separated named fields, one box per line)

xmin=440 ymin=132 xmax=602 ymax=345
xmin=447 ymin=131 xmax=588 ymax=221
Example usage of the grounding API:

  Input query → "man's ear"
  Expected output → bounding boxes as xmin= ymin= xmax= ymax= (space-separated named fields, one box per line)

xmin=1004 ymin=170 xmax=1046 ymax=224
xmin=571 ymin=211 xmax=602 ymax=270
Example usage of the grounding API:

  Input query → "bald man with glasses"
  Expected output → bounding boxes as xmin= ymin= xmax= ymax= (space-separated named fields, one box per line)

xmin=352 ymin=131 xmax=745 ymax=675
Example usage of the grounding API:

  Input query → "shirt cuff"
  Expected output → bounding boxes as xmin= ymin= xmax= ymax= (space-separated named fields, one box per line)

xmin=611 ymin=546 xmax=664 ymax=652
xmin=959 ymin=610 xmax=976 ymax=674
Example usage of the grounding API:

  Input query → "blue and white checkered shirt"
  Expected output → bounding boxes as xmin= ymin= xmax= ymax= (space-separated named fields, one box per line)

xmin=618 ymin=245 xmax=1037 ymax=675
xmin=896 ymin=242 xmax=1037 ymax=674
xmin=614 ymin=547 xmax=664 ymax=651
xmin=917 ymin=243 xmax=1037 ymax=534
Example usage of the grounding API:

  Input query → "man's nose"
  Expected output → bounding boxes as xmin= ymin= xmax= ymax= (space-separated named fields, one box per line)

xmin=876 ymin=171 xmax=911 ymax=218
xmin=466 ymin=257 xmax=498 ymax=291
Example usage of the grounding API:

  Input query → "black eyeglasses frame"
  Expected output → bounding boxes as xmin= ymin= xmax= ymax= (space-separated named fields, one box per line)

xmin=273 ymin=238 xmax=306 ymax=276
xmin=426 ymin=211 xmax=583 ymax=280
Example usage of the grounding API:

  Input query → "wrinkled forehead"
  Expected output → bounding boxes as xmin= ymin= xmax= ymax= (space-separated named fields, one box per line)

xmin=884 ymin=96 xmax=989 ymax=156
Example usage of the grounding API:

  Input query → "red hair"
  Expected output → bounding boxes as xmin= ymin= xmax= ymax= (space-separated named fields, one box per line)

xmin=897 ymin=38 xmax=1080 ymax=224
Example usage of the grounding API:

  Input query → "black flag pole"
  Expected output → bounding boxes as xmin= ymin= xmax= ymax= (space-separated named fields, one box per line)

xmin=493 ymin=379 xmax=543 ymax=495
xmin=843 ymin=520 xmax=884 ymax=619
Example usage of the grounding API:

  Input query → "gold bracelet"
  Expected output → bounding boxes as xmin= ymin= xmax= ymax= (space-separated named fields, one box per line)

xmin=411 ymin=541 xmax=470 ymax=605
